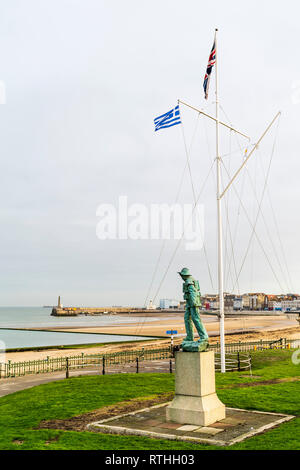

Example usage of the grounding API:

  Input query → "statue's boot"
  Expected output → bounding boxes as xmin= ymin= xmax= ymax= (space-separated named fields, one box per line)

xmin=195 ymin=325 xmax=209 ymax=343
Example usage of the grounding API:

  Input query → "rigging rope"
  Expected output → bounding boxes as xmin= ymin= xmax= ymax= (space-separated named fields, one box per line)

xmin=265 ymin=186 xmax=295 ymax=293
xmin=139 ymin=112 xmax=212 ymax=335
xmin=140 ymin=99 xmax=288 ymax=338
xmin=220 ymin=128 xmax=285 ymax=295
xmin=180 ymin=113 xmax=215 ymax=290
xmin=221 ymin=158 xmax=284 ymax=293
xmin=151 ymin=159 xmax=216 ymax=306
xmin=229 ymin=115 xmax=285 ymax=293
xmin=136 ymin=158 xmax=216 ymax=336
xmin=219 ymin=104 xmax=288 ymax=295
xmin=142 ymin=113 xmax=202 ymax=310
xmin=219 ymin=105 xmax=248 ymax=294
xmin=244 ymin=148 xmax=291 ymax=293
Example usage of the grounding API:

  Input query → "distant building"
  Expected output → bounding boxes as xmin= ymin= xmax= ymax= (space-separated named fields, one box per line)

xmin=282 ymin=300 xmax=300 ymax=311
xmin=202 ymin=294 xmax=218 ymax=310
xmin=244 ymin=293 xmax=267 ymax=310
xmin=224 ymin=294 xmax=235 ymax=310
xmin=159 ymin=299 xmax=180 ymax=309
xmin=233 ymin=297 xmax=243 ymax=310
xmin=198 ymin=291 xmax=300 ymax=311
xmin=210 ymin=300 xmax=220 ymax=310
xmin=266 ymin=295 xmax=283 ymax=310
xmin=273 ymin=302 xmax=282 ymax=311
xmin=285 ymin=294 xmax=300 ymax=300
xmin=202 ymin=293 xmax=234 ymax=310
xmin=242 ymin=294 xmax=250 ymax=309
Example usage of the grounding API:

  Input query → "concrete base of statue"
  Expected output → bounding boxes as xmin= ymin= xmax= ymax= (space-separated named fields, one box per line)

xmin=166 ymin=350 xmax=226 ymax=426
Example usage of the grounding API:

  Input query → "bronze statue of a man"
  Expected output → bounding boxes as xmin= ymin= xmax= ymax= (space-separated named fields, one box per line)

xmin=178 ymin=267 xmax=209 ymax=352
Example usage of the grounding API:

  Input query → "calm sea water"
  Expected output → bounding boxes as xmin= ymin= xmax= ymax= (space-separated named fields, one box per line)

xmin=0 ymin=307 xmax=150 ymax=328
xmin=0 ymin=307 xmax=156 ymax=349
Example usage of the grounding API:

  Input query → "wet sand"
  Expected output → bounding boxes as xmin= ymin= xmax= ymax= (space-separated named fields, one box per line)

xmin=49 ymin=311 xmax=298 ymax=338
xmin=5 ymin=312 xmax=299 ymax=363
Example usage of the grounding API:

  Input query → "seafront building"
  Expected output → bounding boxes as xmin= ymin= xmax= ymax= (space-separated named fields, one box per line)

xmin=202 ymin=292 xmax=300 ymax=311
xmin=51 ymin=291 xmax=300 ymax=317
xmin=159 ymin=299 xmax=180 ymax=309
xmin=281 ymin=299 xmax=300 ymax=311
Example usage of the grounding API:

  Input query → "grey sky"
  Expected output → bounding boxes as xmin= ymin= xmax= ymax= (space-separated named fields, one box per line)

xmin=0 ymin=1 xmax=299 ymax=306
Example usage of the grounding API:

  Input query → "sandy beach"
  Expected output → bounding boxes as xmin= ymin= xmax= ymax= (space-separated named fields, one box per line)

xmin=5 ymin=311 xmax=299 ymax=363
xmin=49 ymin=311 xmax=299 ymax=337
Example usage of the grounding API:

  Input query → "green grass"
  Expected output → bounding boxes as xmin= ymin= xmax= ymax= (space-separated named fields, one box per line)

xmin=0 ymin=349 xmax=299 ymax=450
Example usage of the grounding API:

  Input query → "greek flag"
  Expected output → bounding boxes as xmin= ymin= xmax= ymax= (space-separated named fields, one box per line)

xmin=154 ymin=104 xmax=181 ymax=132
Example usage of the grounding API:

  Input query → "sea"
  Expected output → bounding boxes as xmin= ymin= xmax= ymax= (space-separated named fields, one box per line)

xmin=0 ymin=307 xmax=156 ymax=350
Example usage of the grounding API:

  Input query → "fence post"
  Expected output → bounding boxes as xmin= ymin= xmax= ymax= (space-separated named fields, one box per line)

xmin=169 ymin=359 xmax=172 ymax=374
xmin=136 ymin=357 xmax=139 ymax=373
xmin=102 ymin=356 xmax=105 ymax=375
xmin=66 ymin=358 xmax=69 ymax=379
xmin=237 ymin=352 xmax=241 ymax=371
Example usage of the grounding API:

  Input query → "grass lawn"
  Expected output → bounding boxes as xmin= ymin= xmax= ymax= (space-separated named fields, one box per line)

xmin=0 ymin=349 xmax=299 ymax=450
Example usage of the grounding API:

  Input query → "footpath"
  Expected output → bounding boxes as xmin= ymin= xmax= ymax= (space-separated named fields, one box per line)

xmin=0 ymin=359 xmax=175 ymax=397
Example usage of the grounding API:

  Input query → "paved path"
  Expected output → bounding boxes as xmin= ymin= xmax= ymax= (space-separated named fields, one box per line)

xmin=0 ymin=359 xmax=175 ymax=398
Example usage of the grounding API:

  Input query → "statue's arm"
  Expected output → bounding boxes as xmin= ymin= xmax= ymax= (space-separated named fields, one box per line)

xmin=187 ymin=284 xmax=197 ymax=306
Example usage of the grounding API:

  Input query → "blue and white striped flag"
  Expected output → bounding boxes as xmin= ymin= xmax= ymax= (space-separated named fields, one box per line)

xmin=154 ymin=104 xmax=181 ymax=132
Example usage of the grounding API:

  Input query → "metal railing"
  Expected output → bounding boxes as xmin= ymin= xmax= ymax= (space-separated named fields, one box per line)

xmin=210 ymin=337 xmax=292 ymax=352
xmin=0 ymin=337 xmax=295 ymax=379
xmin=0 ymin=347 xmax=171 ymax=379
xmin=214 ymin=352 xmax=251 ymax=372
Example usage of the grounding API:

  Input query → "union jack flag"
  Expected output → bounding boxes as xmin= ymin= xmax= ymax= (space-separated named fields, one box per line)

xmin=203 ymin=41 xmax=216 ymax=100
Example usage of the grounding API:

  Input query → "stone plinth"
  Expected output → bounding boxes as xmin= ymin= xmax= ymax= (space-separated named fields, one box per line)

xmin=166 ymin=350 xmax=225 ymax=426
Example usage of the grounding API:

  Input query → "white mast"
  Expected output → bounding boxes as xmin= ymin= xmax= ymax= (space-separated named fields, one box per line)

xmin=178 ymin=31 xmax=279 ymax=375
xmin=215 ymin=28 xmax=226 ymax=373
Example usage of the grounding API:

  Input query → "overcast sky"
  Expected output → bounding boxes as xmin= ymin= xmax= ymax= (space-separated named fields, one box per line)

xmin=0 ymin=0 xmax=300 ymax=306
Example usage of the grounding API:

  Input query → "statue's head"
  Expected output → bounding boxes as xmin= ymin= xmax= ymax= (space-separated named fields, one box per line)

xmin=178 ymin=267 xmax=191 ymax=281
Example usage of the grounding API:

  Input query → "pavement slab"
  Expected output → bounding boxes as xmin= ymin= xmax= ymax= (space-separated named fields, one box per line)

xmin=177 ymin=425 xmax=200 ymax=432
xmin=87 ymin=403 xmax=295 ymax=446
xmin=194 ymin=426 xmax=224 ymax=435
